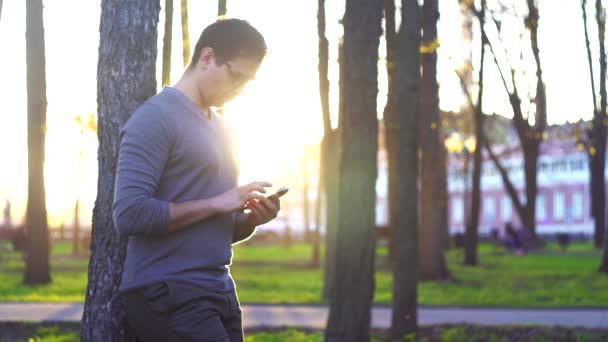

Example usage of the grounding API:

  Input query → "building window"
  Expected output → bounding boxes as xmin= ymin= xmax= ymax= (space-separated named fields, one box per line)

xmin=570 ymin=159 xmax=584 ymax=171
xmin=554 ymin=191 xmax=565 ymax=220
xmin=501 ymin=196 xmax=512 ymax=221
xmin=573 ymin=191 xmax=583 ymax=219
xmin=536 ymin=194 xmax=546 ymax=220
xmin=453 ymin=198 xmax=463 ymax=224
xmin=484 ymin=197 xmax=496 ymax=226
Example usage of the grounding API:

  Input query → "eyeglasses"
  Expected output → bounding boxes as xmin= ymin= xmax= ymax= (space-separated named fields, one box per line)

xmin=223 ymin=62 xmax=252 ymax=87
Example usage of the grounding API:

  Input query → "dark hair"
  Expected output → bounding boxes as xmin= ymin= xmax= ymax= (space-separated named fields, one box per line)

xmin=189 ymin=18 xmax=267 ymax=68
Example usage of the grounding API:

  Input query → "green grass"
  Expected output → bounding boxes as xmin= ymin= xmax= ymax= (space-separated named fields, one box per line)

xmin=1 ymin=324 xmax=607 ymax=342
xmin=1 ymin=240 xmax=607 ymax=307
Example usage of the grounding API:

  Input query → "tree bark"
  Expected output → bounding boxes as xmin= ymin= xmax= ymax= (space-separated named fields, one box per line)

xmin=80 ymin=1 xmax=160 ymax=340
xmin=181 ymin=0 xmax=190 ymax=67
xmin=390 ymin=0 xmax=421 ymax=337
xmin=317 ymin=0 xmax=340 ymax=300
xmin=312 ymin=149 xmax=322 ymax=268
xmin=162 ymin=0 xmax=173 ymax=86
xmin=303 ymin=146 xmax=311 ymax=243
xmin=24 ymin=0 xmax=51 ymax=285
xmin=593 ymin=0 xmax=607 ymax=250
xmin=73 ymin=197 xmax=80 ymax=256
xmin=325 ymin=0 xmax=382 ymax=340
xmin=464 ymin=0 xmax=486 ymax=266
xmin=383 ymin=0 xmax=399 ymax=264
xmin=418 ymin=0 xmax=449 ymax=281
xmin=595 ymin=0 xmax=608 ymax=270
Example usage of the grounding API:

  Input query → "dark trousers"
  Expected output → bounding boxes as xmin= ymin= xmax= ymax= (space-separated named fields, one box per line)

xmin=123 ymin=281 xmax=244 ymax=342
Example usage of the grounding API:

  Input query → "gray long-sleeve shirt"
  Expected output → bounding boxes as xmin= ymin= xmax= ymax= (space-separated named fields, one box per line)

xmin=113 ymin=87 xmax=239 ymax=292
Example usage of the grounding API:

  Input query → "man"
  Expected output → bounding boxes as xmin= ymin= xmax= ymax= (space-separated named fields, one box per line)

xmin=113 ymin=19 xmax=278 ymax=341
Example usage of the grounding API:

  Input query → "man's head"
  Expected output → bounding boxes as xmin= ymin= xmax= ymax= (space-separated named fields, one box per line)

xmin=187 ymin=18 xmax=267 ymax=107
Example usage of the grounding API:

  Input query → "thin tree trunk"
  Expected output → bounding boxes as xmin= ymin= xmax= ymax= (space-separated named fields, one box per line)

xmin=73 ymin=199 xmax=80 ymax=255
xmin=73 ymin=143 xmax=83 ymax=256
xmin=593 ymin=0 xmax=607 ymax=250
xmin=582 ymin=0 xmax=597 ymax=112
xmin=181 ymin=0 xmax=190 ymax=67
xmin=303 ymin=146 xmax=311 ymax=243
xmin=391 ymin=0 xmax=420 ymax=337
xmin=383 ymin=0 xmax=399 ymax=264
xmin=0 ymin=0 xmax=3 ymax=22
xmin=218 ymin=0 xmax=226 ymax=16
xmin=312 ymin=158 xmax=322 ymax=268
xmin=418 ymin=0 xmax=449 ymax=281
xmin=322 ymin=133 xmax=339 ymax=299
xmin=439 ymin=136 xmax=450 ymax=251
xmin=317 ymin=0 xmax=339 ymax=300
xmin=325 ymin=0 xmax=382 ymax=340
xmin=162 ymin=0 xmax=173 ymax=86
xmin=481 ymin=9 xmax=545 ymax=241
xmin=24 ymin=0 xmax=51 ymax=285
xmin=464 ymin=0 xmax=486 ymax=266
xmin=595 ymin=0 xmax=608 ymax=270
xmin=522 ymin=0 xmax=546 ymax=240
xmin=81 ymin=0 xmax=160 ymax=340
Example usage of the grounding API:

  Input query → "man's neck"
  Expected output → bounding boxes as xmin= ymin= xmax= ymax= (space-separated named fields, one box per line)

xmin=173 ymin=75 xmax=211 ymax=117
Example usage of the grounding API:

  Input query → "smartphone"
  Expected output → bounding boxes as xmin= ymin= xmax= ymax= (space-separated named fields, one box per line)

xmin=244 ymin=187 xmax=289 ymax=210
xmin=266 ymin=187 xmax=289 ymax=199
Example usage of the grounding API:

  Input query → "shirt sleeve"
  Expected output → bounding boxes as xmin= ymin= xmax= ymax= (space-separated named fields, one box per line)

xmin=112 ymin=103 xmax=173 ymax=237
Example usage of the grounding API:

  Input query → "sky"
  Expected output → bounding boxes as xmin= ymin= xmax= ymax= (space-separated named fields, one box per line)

xmin=0 ymin=0 xmax=601 ymax=227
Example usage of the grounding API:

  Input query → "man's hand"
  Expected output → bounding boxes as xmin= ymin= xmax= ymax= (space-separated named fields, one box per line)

xmin=243 ymin=195 xmax=281 ymax=227
xmin=212 ymin=181 xmax=272 ymax=214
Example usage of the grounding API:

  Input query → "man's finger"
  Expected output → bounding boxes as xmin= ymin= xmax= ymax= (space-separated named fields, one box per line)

xmin=251 ymin=201 xmax=272 ymax=218
xmin=249 ymin=204 xmax=264 ymax=220
xmin=257 ymin=196 xmax=278 ymax=213
xmin=247 ymin=181 xmax=272 ymax=193
xmin=247 ymin=193 xmax=264 ymax=203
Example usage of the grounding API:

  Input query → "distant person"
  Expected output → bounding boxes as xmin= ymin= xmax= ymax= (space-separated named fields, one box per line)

xmin=3 ymin=199 xmax=11 ymax=227
xmin=556 ymin=232 xmax=570 ymax=252
xmin=504 ymin=222 xmax=524 ymax=255
xmin=113 ymin=19 xmax=280 ymax=342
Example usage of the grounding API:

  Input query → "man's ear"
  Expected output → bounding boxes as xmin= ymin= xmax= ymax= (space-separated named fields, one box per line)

xmin=198 ymin=47 xmax=215 ymax=69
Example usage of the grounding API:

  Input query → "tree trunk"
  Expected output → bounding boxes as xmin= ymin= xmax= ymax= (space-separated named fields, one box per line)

xmin=322 ymin=132 xmax=339 ymax=300
xmin=464 ymin=0 xmax=486 ymax=266
xmin=312 ymin=149 xmax=322 ymax=268
xmin=522 ymin=0 xmax=546 ymax=240
xmin=80 ymin=1 xmax=160 ymax=340
xmin=180 ymin=0 xmax=190 ymax=67
xmin=418 ymin=0 xmax=449 ymax=281
xmin=302 ymin=146 xmax=311 ymax=243
xmin=523 ymin=143 xmax=539 ymax=239
xmin=73 ymin=198 xmax=80 ymax=256
xmin=0 ymin=0 xmax=3 ymax=22
xmin=318 ymin=0 xmax=339 ymax=299
xmin=383 ymin=0 xmax=399 ymax=264
xmin=162 ymin=0 xmax=173 ymax=86
xmin=24 ymin=0 xmax=51 ymax=285
xmin=218 ymin=0 xmax=226 ymax=16
xmin=325 ymin=0 xmax=382 ymax=340
xmin=390 ymin=0 xmax=421 ymax=338
xmin=439 ymin=137 xmax=449 ymax=251
xmin=594 ymin=0 xmax=607 ymax=250
xmin=595 ymin=0 xmax=608 ymax=271
xmin=481 ymin=6 xmax=545 ymax=241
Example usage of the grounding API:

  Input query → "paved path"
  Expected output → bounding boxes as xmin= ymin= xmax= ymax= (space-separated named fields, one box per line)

xmin=0 ymin=303 xmax=607 ymax=329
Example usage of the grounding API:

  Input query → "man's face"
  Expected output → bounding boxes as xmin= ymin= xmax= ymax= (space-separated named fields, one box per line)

xmin=196 ymin=50 xmax=260 ymax=107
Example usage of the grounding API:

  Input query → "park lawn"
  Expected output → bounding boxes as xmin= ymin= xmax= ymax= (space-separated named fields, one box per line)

xmin=0 ymin=241 xmax=607 ymax=307
xmin=1 ymin=323 xmax=608 ymax=342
